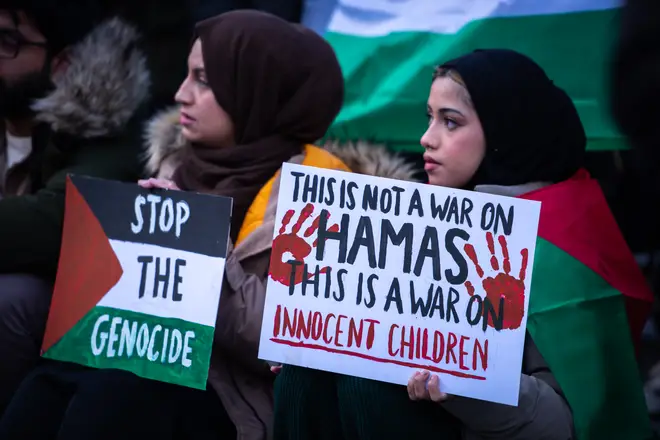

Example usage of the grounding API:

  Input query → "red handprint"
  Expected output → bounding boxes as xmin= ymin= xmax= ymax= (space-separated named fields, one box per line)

xmin=463 ymin=232 xmax=529 ymax=330
xmin=269 ymin=203 xmax=339 ymax=286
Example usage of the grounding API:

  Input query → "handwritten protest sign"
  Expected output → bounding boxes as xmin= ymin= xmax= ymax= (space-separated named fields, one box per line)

xmin=42 ymin=176 xmax=232 ymax=389
xmin=258 ymin=164 xmax=541 ymax=405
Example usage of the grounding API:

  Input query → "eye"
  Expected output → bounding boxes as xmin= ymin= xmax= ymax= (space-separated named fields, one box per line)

xmin=444 ymin=118 xmax=458 ymax=130
xmin=0 ymin=31 xmax=19 ymax=55
xmin=426 ymin=111 xmax=433 ymax=125
xmin=192 ymin=69 xmax=209 ymax=87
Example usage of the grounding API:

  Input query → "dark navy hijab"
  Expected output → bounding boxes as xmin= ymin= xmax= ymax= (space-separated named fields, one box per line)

xmin=439 ymin=49 xmax=586 ymax=187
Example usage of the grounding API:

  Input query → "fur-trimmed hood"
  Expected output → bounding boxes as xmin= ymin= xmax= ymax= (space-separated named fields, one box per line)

xmin=143 ymin=106 xmax=418 ymax=181
xmin=31 ymin=18 xmax=150 ymax=138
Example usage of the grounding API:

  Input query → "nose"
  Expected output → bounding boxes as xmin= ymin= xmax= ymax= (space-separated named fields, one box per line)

xmin=174 ymin=77 xmax=193 ymax=106
xmin=420 ymin=126 xmax=438 ymax=151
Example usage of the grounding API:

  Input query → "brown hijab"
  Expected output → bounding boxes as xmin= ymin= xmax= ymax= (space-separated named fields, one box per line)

xmin=173 ymin=10 xmax=344 ymax=241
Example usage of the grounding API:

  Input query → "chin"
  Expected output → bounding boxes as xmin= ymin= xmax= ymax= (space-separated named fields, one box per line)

xmin=180 ymin=127 xmax=198 ymax=143
xmin=426 ymin=172 xmax=443 ymax=187
xmin=427 ymin=173 xmax=457 ymax=189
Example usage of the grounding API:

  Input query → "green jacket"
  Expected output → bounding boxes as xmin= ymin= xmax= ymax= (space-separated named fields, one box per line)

xmin=0 ymin=18 xmax=151 ymax=280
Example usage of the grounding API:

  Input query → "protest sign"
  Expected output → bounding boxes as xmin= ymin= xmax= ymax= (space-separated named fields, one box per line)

xmin=42 ymin=176 xmax=232 ymax=390
xmin=258 ymin=163 xmax=541 ymax=405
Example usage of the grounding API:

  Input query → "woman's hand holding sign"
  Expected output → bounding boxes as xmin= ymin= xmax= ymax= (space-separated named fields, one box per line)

xmin=407 ymin=370 xmax=450 ymax=403
xmin=138 ymin=178 xmax=180 ymax=191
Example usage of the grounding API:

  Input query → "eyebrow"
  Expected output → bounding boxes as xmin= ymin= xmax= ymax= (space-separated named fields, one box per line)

xmin=438 ymin=107 xmax=464 ymax=117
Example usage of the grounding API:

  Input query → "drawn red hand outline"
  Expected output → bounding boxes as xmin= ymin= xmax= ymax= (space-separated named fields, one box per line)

xmin=463 ymin=232 xmax=529 ymax=330
xmin=269 ymin=203 xmax=339 ymax=286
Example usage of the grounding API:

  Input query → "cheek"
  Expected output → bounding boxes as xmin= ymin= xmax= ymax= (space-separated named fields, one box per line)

xmin=433 ymin=133 xmax=485 ymax=186
xmin=3 ymin=51 xmax=44 ymax=78
xmin=197 ymin=95 xmax=234 ymax=145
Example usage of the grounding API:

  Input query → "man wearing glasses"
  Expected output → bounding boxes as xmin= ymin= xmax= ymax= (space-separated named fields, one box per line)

xmin=0 ymin=1 xmax=150 ymax=415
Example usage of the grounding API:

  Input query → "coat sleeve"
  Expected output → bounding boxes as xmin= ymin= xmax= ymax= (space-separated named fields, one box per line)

xmin=0 ymin=139 xmax=140 ymax=279
xmin=440 ymin=333 xmax=575 ymax=440
xmin=213 ymin=245 xmax=272 ymax=376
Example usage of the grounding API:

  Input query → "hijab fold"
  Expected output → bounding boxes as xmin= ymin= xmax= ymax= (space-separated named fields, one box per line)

xmin=440 ymin=49 xmax=586 ymax=187
xmin=173 ymin=10 xmax=344 ymax=241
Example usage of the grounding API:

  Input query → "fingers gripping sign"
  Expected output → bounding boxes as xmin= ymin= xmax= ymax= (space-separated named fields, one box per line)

xmin=463 ymin=232 xmax=530 ymax=330
xmin=269 ymin=203 xmax=339 ymax=286
xmin=407 ymin=370 xmax=449 ymax=403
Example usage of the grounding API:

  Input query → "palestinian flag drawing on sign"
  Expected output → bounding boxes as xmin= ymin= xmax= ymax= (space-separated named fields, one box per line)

xmin=520 ymin=170 xmax=653 ymax=439
xmin=42 ymin=176 xmax=232 ymax=389
xmin=323 ymin=0 xmax=622 ymax=152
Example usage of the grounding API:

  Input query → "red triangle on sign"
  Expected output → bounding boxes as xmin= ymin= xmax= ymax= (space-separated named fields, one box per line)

xmin=42 ymin=176 xmax=124 ymax=353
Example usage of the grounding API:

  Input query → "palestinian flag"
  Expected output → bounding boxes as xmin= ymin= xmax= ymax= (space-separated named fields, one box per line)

xmin=42 ymin=176 xmax=232 ymax=390
xmin=520 ymin=169 xmax=653 ymax=439
xmin=323 ymin=0 xmax=622 ymax=152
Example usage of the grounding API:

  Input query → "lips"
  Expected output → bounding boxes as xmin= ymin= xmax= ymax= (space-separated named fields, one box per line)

xmin=180 ymin=112 xmax=196 ymax=125
xmin=423 ymin=154 xmax=440 ymax=171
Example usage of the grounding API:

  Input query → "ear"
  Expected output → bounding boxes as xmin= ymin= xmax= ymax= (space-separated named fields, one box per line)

xmin=49 ymin=49 xmax=71 ymax=80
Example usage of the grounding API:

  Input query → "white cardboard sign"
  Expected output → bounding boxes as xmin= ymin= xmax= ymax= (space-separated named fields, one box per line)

xmin=258 ymin=163 xmax=541 ymax=405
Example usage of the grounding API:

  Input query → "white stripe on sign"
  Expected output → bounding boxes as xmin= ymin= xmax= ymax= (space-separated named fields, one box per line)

xmin=327 ymin=0 xmax=621 ymax=36
xmin=97 ymin=240 xmax=225 ymax=327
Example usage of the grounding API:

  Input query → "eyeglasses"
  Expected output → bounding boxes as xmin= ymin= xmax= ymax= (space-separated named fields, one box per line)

xmin=0 ymin=28 xmax=47 ymax=59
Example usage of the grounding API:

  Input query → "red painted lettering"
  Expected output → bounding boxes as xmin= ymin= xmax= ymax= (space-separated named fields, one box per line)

xmin=446 ymin=332 xmax=458 ymax=365
xmin=459 ymin=335 xmax=470 ymax=371
xmin=335 ymin=315 xmax=346 ymax=347
xmin=348 ymin=318 xmax=363 ymax=348
xmin=365 ymin=319 xmax=378 ymax=349
xmin=323 ymin=314 xmax=335 ymax=344
xmin=388 ymin=324 xmax=399 ymax=357
xmin=474 ymin=338 xmax=489 ymax=371
xmin=273 ymin=305 xmax=282 ymax=338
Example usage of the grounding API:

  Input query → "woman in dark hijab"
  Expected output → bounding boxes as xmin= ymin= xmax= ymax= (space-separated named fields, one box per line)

xmin=0 ymin=10 xmax=350 ymax=440
xmin=274 ymin=49 xmax=580 ymax=440
xmin=412 ymin=49 xmax=650 ymax=440
xmin=421 ymin=49 xmax=585 ymax=190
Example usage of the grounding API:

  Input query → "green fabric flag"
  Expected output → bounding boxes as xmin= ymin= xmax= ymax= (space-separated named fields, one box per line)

xmin=324 ymin=1 xmax=623 ymax=152
xmin=521 ymin=170 xmax=652 ymax=439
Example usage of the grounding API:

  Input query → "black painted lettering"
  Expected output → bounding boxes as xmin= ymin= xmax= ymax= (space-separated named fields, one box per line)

xmin=301 ymin=264 xmax=321 ymax=297
xmin=335 ymin=268 xmax=347 ymax=302
xmin=380 ymin=188 xmax=392 ymax=214
xmin=413 ymin=227 xmax=441 ymax=281
xmin=316 ymin=210 xmax=350 ymax=263
xmin=392 ymin=186 xmax=405 ymax=216
xmin=153 ymin=257 xmax=171 ymax=299
xmin=384 ymin=278 xmax=404 ymax=314
xmin=290 ymin=171 xmax=305 ymax=202
xmin=378 ymin=220 xmax=413 ymax=273
xmin=325 ymin=177 xmax=336 ymax=205
xmin=460 ymin=198 xmax=474 ymax=227
xmin=446 ymin=287 xmax=461 ymax=323
xmin=430 ymin=194 xmax=450 ymax=221
xmin=347 ymin=216 xmax=377 ymax=268
xmin=302 ymin=174 xmax=318 ymax=203
xmin=362 ymin=185 xmax=378 ymax=211
xmin=137 ymin=255 xmax=153 ymax=298
xmin=444 ymin=228 xmax=470 ymax=285
xmin=407 ymin=189 xmax=424 ymax=217
xmin=347 ymin=182 xmax=358 ymax=210
xmin=173 ymin=259 xmax=186 ymax=302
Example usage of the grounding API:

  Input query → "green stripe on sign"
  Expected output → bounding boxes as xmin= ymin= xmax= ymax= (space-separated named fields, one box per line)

xmin=326 ymin=9 xmax=621 ymax=152
xmin=528 ymin=238 xmax=650 ymax=440
xmin=43 ymin=306 xmax=214 ymax=390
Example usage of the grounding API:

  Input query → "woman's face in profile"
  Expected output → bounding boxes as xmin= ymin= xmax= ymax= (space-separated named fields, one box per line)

xmin=421 ymin=76 xmax=486 ymax=188
xmin=175 ymin=39 xmax=234 ymax=147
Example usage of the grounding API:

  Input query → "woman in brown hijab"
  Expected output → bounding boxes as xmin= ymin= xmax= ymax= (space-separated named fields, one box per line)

xmin=0 ymin=10 xmax=352 ymax=440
